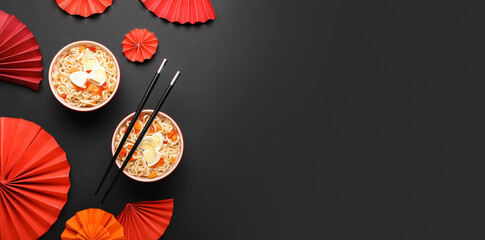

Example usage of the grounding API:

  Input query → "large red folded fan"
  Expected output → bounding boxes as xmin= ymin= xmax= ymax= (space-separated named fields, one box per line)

xmin=0 ymin=10 xmax=43 ymax=91
xmin=61 ymin=208 xmax=126 ymax=240
xmin=140 ymin=0 xmax=216 ymax=24
xmin=116 ymin=199 xmax=174 ymax=240
xmin=0 ymin=117 xmax=70 ymax=239
xmin=122 ymin=28 xmax=158 ymax=63
xmin=56 ymin=0 xmax=113 ymax=17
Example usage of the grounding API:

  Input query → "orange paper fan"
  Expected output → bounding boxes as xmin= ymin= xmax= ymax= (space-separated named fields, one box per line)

xmin=0 ymin=117 xmax=70 ymax=240
xmin=61 ymin=208 xmax=126 ymax=240
xmin=56 ymin=0 xmax=113 ymax=17
xmin=0 ymin=10 xmax=43 ymax=91
xmin=116 ymin=199 xmax=174 ymax=240
xmin=122 ymin=28 xmax=158 ymax=63
xmin=140 ymin=0 xmax=216 ymax=24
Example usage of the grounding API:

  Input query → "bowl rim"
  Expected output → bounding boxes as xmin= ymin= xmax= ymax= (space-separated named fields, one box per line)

xmin=48 ymin=40 xmax=121 ymax=112
xmin=111 ymin=109 xmax=184 ymax=182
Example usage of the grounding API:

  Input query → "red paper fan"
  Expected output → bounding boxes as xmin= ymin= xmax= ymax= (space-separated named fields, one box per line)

xmin=0 ymin=117 xmax=70 ymax=240
xmin=140 ymin=0 xmax=216 ymax=24
xmin=56 ymin=0 xmax=113 ymax=17
xmin=61 ymin=208 xmax=126 ymax=240
xmin=0 ymin=10 xmax=43 ymax=91
xmin=122 ymin=28 xmax=158 ymax=63
xmin=116 ymin=199 xmax=174 ymax=240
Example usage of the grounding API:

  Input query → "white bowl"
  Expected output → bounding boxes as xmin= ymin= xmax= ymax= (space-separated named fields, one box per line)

xmin=111 ymin=109 xmax=184 ymax=182
xmin=48 ymin=40 xmax=121 ymax=112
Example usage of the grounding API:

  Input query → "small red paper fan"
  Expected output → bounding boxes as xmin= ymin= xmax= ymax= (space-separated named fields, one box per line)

xmin=61 ymin=208 xmax=126 ymax=240
xmin=122 ymin=28 xmax=158 ymax=63
xmin=140 ymin=0 xmax=216 ymax=24
xmin=0 ymin=117 xmax=70 ymax=240
xmin=56 ymin=0 xmax=113 ymax=17
xmin=116 ymin=199 xmax=174 ymax=240
xmin=0 ymin=10 xmax=43 ymax=91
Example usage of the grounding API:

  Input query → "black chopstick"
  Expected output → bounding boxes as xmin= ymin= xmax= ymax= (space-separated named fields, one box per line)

xmin=99 ymin=71 xmax=181 ymax=204
xmin=95 ymin=58 xmax=167 ymax=196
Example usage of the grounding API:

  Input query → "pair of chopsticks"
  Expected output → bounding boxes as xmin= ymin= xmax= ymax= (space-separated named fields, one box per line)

xmin=95 ymin=58 xmax=180 ymax=204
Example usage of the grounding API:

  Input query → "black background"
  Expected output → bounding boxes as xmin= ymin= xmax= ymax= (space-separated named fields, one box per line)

xmin=1 ymin=0 xmax=485 ymax=239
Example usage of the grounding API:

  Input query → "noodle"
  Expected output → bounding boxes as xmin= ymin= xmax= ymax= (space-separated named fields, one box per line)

xmin=114 ymin=112 xmax=181 ymax=179
xmin=52 ymin=44 xmax=118 ymax=108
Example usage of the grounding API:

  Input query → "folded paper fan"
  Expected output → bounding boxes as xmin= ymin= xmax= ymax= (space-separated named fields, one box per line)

xmin=0 ymin=10 xmax=43 ymax=91
xmin=122 ymin=28 xmax=158 ymax=62
xmin=140 ymin=0 xmax=216 ymax=24
xmin=56 ymin=0 xmax=113 ymax=17
xmin=116 ymin=199 xmax=174 ymax=240
xmin=61 ymin=208 xmax=126 ymax=240
xmin=0 ymin=117 xmax=70 ymax=240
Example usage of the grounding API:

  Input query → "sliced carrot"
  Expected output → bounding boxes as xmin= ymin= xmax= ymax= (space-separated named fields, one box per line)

xmin=168 ymin=129 xmax=178 ymax=141
xmin=148 ymin=172 xmax=158 ymax=179
xmin=168 ymin=157 xmax=176 ymax=164
xmin=78 ymin=46 xmax=85 ymax=52
xmin=88 ymin=46 xmax=96 ymax=52
xmin=168 ymin=129 xmax=176 ymax=139
xmin=74 ymin=85 xmax=84 ymax=91
xmin=60 ymin=93 xmax=67 ymax=99
xmin=149 ymin=124 xmax=155 ymax=133
xmin=119 ymin=149 xmax=127 ymax=158
xmin=86 ymin=70 xmax=92 ymax=74
xmin=171 ymin=132 xmax=178 ymax=141
xmin=97 ymin=84 xmax=107 ymax=96
xmin=69 ymin=67 xmax=79 ymax=74
xmin=87 ymin=83 xmax=98 ymax=93
xmin=134 ymin=120 xmax=142 ymax=131
xmin=109 ymin=85 xmax=116 ymax=92
xmin=129 ymin=157 xmax=136 ymax=162
xmin=155 ymin=159 xmax=165 ymax=167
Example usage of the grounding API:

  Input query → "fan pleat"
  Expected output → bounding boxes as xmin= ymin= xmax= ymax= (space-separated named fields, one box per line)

xmin=0 ymin=45 xmax=40 ymax=62
xmin=3 ymin=186 xmax=61 ymax=224
xmin=0 ymin=73 xmax=43 ymax=90
xmin=141 ymin=0 xmax=215 ymax=24
xmin=10 ymin=146 xmax=67 ymax=181
xmin=116 ymin=199 xmax=173 ymax=240
xmin=1 ymin=185 xmax=50 ymax=238
xmin=0 ymin=118 xmax=70 ymax=239
xmin=0 ymin=11 xmax=43 ymax=91
xmin=61 ymin=208 xmax=126 ymax=240
xmin=56 ymin=0 xmax=113 ymax=17
xmin=0 ymin=117 xmax=22 ymax=176
xmin=0 ymin=57 xmax=42 ymax=68
xmin=0 ymin=17 xmax=22 ymax=44
xmin=0 ymin=32 xmax=37 ymax=56
xmin=0 ymin=188 xmax=33 ymax=240
xmin=122 ymin=28 xmax=158 ymax=62
xmin=7 ymin=133 xmax=61 ymax=179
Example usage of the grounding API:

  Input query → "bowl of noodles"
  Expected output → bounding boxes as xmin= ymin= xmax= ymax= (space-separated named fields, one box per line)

xmin=49 ymin=40 xmax=120 ymax=111
xmin=111 ymin=109 xmax=184 ymax=182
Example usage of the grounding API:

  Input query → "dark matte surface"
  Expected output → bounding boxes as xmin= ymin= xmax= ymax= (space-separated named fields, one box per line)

xmin=1 ymin=0 xmax=485 ymax=239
